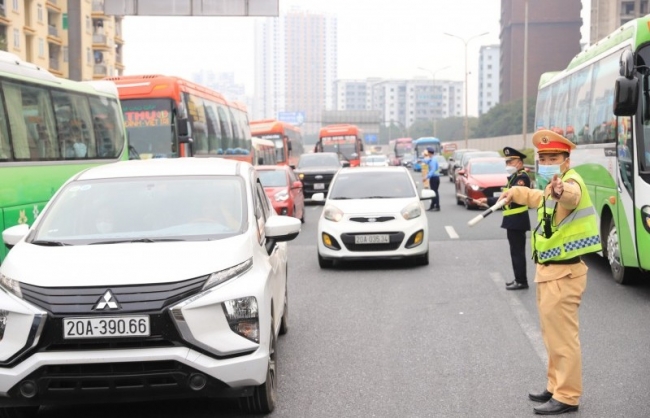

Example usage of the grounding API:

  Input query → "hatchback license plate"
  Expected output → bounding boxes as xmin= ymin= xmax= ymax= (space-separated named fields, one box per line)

xmin=63 ymin=316 xmax=150 ymax=339
xmin=355 ymin=234 xmax=390 ymax=244
xmin=314 ymin=183 xmax=325 ymax=190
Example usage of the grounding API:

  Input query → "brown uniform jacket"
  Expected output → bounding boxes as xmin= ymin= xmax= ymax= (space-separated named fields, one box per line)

xmin=508 ymin=179 xmax=588 ymax=283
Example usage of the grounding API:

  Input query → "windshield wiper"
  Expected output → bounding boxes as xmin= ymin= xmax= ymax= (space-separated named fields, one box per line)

xmin=331 ymin=196 xmax=354 ymax=200
xmin=31 ymin=240 xmax=71 ymax=246
xmin=89 ymin=238 xmax=186 ymax=245
xmin=362 ymin=196 xmax=391 ymax=199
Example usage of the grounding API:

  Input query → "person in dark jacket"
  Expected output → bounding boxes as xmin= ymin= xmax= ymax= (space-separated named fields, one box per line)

xmin=425 ymin=147 xmax=441 ymax=211
xmin=478 ymin=147 xmax=531 ymax=290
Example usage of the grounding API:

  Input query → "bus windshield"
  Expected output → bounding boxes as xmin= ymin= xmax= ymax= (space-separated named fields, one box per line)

xmin=322 ymin=136 xmax=357 ymax=160
xmin=121 ymin=98 xmax=176 ymax=159
xmin=254 ymin=133 xmax=285 ymax=163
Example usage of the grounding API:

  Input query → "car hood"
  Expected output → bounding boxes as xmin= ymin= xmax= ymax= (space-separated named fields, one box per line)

xmin=1 ymin=235 xmax=252 ymax=287
xmin=325 ymin=197 xmax=415 ymax=215
xmin=468 ymin=173 xmax=509 ymax=187
xmin=294 ymin=167 xmax=340 ymax=174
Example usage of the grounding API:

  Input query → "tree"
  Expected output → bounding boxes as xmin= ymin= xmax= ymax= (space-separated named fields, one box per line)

xmin=379 ymin=121 xmax=406 ymax=142
xmin=474 ymin=96 xmax=537 ymax=137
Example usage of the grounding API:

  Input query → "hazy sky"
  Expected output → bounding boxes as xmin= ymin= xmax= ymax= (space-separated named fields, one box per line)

xmin=122 ymin=0 xmax=591 ymax=116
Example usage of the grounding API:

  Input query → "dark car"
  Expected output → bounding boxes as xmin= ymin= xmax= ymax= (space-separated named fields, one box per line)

xmin=293 ymin=152 xmax=343 ymax=200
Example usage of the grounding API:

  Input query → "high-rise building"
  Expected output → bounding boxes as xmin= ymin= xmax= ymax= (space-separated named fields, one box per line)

xmin=590 ymin=0 xmax=648 ymax=45
xmin=254 ymin=9 xmax=337 ymax=136
xmin=478 ymin=45 xmax=500 ymax=115
xmin=500 ymin=0 xmax=582 ymax=103
xmin=0 ymin=0 xmax=124 ymax=80
xmin=333 ymin=77 xmax=463 ymax=132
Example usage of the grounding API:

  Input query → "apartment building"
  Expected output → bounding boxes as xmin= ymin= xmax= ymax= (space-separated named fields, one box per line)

xmin=478 ymin=45 xmax=500 ymax=115
xmin=591 ymin=0 xmax=648 ymax=44
xmin=0 ymin=0 xmax=124 ymax=80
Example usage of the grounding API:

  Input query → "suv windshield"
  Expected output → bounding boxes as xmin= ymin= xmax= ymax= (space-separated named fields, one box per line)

xmin=297 ymin=154 xmax=340 ymax=168
xmin=32 ymin=176 xmax=246 ymax=245
xmin=329 ymin=171 xmax=415 ymax=199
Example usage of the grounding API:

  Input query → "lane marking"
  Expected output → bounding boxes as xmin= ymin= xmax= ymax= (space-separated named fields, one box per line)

xmin=489 ymin=272 xmax=547 ymax=367
xmin=445 ymin=225 xmax=459 ymax=239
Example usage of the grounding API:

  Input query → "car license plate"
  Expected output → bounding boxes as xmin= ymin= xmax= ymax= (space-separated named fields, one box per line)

xmin=63 ymin=316 xmax=150 ymax=339
xmin=493 ymin=191 xmax=502 ymax=197
xmin=355 ymin=234 xmax=390 ymax=244
xmin=314 ymin=183 xmax=325 ymax=190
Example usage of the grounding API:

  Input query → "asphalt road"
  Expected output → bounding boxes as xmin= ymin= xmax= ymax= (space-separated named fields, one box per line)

xmin=39 ymin=173 xmax=650 ymax=417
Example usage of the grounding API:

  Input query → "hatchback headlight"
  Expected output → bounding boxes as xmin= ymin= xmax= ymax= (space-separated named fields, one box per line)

xmin=222 ymin=297 xmax=259 ymax=343
xmin=203 ymin=258 xmax=253 ymax=291
xmin=323 ymin=205 xmax=344 ymax=222
xmin=469 ymin=184 xmax=482 ymax=191
xmin=0 ymin=273 xmax=22 ymax=299
xmin=274 ymin=190 xmax=289 ymax=202
xmin=401 ymin=202 xmax=421 ymax=220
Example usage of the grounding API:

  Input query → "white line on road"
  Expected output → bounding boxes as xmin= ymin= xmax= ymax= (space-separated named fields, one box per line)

xmin=489 ymin=272 xmax=547 ymax=368
xmin=445 ymin=226 xmax=459 ymax=239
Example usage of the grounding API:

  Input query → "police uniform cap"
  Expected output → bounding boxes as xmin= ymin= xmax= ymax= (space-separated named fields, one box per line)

xmin=426 ymin=146 xmax=435 ymax=154
xmin=503 ymin=146 xmax=526 ymax=161
xmin=533 ymin=129 xmax=576 ymax=154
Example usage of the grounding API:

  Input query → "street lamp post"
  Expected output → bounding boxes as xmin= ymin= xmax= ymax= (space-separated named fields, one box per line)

xmin=522 ymin=0 xmax=529 ymax=149
xmin=444 ymin=31 xmax=488 ymax=149
xmin=418 ymin=66 xmax=449 ymax=138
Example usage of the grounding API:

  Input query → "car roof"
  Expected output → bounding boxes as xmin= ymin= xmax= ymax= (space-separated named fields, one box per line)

xmin=468 ymin=157 xmax=505 ymax=164
xmin=75 ymin=158 xmax=245 ymax=181
xmin=338 ymin=166 xmax=408 ymax=175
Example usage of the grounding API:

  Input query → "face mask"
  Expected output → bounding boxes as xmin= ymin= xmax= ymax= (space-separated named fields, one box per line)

xmin=96 ymin=222 xmax=113 ymax=234
xmin=506 ymin=166 xmax=517 ymax=175
xmin=537 ymin=164 xmax=562 ymax=182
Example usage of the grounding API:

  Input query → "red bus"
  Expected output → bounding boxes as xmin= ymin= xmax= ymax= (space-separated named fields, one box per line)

xmin=314 ymin=124 xmax=364 ymax=167
xmin=250 ymin=119 xmax=304 ymax=167
xmin=392 ymin=137 xmax=413 ymax=165
xmin=105 ymin=74 xmax=251 ymax=161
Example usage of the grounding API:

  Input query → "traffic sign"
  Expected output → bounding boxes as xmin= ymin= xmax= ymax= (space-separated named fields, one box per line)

xmin=278 ymin=111 xmax=305 ymax=126
xmin=364 ymin=134 xmax=377 ymax=144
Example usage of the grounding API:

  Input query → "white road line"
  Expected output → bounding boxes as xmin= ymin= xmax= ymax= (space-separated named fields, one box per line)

xmin=445 ymin=225 xmax=459 ymax=239
xmin=489 ymin=272 xmax=547 ymax=367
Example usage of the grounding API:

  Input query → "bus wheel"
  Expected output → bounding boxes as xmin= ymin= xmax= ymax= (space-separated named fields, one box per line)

xmin=605 ymin=218 xmax=635 ymax=285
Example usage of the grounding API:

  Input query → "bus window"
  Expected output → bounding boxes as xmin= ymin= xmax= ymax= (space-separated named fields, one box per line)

xmin=88 ymin=96 xmax=124 ymax=159
xmin=216 ymin=104 xmax=234 ymax=153
xmin=52 ymin=91 xmax=97 ymax=159
xmin=203 ymin=102 xmax=222 ymax=154
xmin=589 ymin=53 xmax=619 ymax=144
xmin=0 ymin=89 xmax=12 ymax=160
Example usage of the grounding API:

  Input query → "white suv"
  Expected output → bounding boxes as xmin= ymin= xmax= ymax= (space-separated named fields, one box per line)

xmin=0 ymin=158 xmax=301 ymax=416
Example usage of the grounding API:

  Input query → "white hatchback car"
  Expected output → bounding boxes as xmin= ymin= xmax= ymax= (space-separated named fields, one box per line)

xmin=313 ymin=167 xmax=435 ymax=268
xmin=0 ymin=158 xmax=301 ymax=416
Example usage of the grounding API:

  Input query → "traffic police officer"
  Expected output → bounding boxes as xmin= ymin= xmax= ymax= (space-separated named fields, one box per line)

xmin=499 ymin=129 xmax=601 ymax=415
xmin=478 ymin=147 xmax=531 ymax=290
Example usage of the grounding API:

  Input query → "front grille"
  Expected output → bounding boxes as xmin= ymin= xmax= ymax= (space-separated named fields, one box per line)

xmin=349 ymin=216 xmax=395 ymax=223
xmin=340 ymin=232 xmax=404 ymax=252
xmin=21 ymin=275 xmax=208 ymax=315
xmin=483 ymin=186 xmax=504 ymax=198
xmin=301 ymin=173 xmax=335 ymax=196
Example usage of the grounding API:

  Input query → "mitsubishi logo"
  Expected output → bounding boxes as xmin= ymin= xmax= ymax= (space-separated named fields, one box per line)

xmin=94 ymin=290 xmax=120 ymax=310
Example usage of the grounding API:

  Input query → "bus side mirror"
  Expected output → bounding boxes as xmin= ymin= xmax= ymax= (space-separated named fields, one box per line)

xmin=178 ymin=118 xmax=192 ymax=143
xmin=287 ymin=139 xmax=292 ymax=151
xmin=613 ymin=76 xmax=639 ymax=116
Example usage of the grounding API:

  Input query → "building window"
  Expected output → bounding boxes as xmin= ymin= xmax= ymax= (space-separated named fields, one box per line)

xmin=37 ymin=4 xmax=43 ymax=22
xmin=63 ymin=46 xmax=69 ymax=62
xmin=87 ymin=47 xmax=92 ymax=64
xmin=86 ymin=16 xmax=92 ymax=33
xmin=38 ymin=39 xmax=44 ymax=57
xmin=12 ymin=0 xmax=18 ymax=11
xmin=12 ymin=28 xmax=19 ymax=49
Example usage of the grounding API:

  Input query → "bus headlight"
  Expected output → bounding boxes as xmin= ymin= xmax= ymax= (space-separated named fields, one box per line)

xmin=222 ymin=297 xmax=259 ymax=343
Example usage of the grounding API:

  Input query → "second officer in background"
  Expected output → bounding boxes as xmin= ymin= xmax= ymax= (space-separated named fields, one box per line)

xmin=477 ymin=147 xmax=531 ymax=289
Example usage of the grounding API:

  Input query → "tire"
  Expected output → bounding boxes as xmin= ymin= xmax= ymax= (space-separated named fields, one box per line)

xmin=318 ymin=252 xmax=334 ymax=269
xmin=0 ymin=407 xmax=39 ymax=418
xmin=279 ymin=282 xmax=289 ymax=336
xmin=415 ymin=250 xmax=429 ymax=266
xmin=239 ymin=326 xmax=277 ymax=414
xmin=604 ymin=217 xmax=636 ymax=285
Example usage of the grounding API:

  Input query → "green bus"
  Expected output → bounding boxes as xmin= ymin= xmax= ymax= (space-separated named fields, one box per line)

xmin=535 ymin=16 xmax=650 ymax=284
xmin=0 ymin=51 xmax=128 ymax=262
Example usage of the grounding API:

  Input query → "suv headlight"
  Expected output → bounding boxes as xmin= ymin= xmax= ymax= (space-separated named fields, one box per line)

xmin=203 ymin=258 xmax=253 ymax=291
xmin=0 ymin=310 xmax=7 ymax=342
xmin=323 ymin=205 xmax=344 ymax=222
xmin=274 ymin=190 xmax=289 ymax=202
xmin=0 ymin=273 xmax=22 ymax=299
xmin=401 ymin=201 xmax=422 ymax=220
xmin=222 ymin=297 xmax=259 ymax=343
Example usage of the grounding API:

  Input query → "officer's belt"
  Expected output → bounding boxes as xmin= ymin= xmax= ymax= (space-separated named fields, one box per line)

xmin=540 ymin=256 xmax=581 ymax=266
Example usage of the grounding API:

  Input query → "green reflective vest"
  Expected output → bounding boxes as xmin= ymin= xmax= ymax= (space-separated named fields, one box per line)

xmin=503 ymin=169 xmax=529 ymax=216
xmin=532 ymin=169 xmax=601 ymax=263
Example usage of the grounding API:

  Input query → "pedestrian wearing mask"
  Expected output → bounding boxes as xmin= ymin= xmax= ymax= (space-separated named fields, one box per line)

xmin=425 ymin=147 xmax=441 ymax=211
xmin=498 ymin=129 xmax=601 ymax=415
xmin=477 ymin=147 xmax=531 ymax=290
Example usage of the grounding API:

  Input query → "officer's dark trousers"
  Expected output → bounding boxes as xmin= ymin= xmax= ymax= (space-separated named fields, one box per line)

xmin=507 ymin=229 xmax=527 ymax=284
xmin=428 ymin=176 xmax=440 ymax=209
